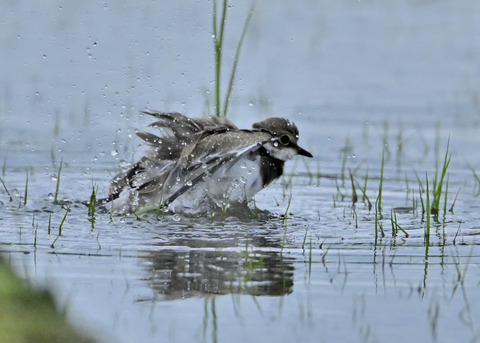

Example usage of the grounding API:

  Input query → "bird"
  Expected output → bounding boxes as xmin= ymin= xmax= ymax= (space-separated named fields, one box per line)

xmin=101 ymin=111 xmax=313 ymax=215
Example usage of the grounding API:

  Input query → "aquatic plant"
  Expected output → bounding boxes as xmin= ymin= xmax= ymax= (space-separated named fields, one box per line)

xmin=88 ymin=181 xmax=97 ymax=229
xmin=53 ymin=159 xmax=63 ymax=205
xmin=50 ymin=207 xmax=70 ymax=248
xmin=424 ymin=172 xmax=431 ymax=247
xmin=0 ymin=176 xmax=13 ymax=202
xmin=212 ymin=0 xmax=255 ymax=117
xmin=431 ymin=138 xmax=451 ymax=220
xmin=349 ymin=170 xmax=358 ymax=206
xmin=23 ymin=169 xmax=28 ymax=207
xmin=466 ymin=162 xmax=480 ymax=197
xmin=339 ymin=137 xmax=352 ymax=185
xmin=374 ymin=148 xmax=386 ymax=240
xmin=390 ymin=209 xmax=409 ymax=238
xmin=281 ymin=194 xmax=292 ymax=225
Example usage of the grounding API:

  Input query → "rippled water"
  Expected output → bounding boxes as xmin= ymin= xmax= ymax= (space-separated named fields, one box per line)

xmin=2 ymin=1 xmax=480 ymax=343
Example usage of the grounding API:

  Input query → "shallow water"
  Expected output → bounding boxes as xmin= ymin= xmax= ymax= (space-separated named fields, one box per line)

xmin=2 ymin=1 xmax=480 ymax=343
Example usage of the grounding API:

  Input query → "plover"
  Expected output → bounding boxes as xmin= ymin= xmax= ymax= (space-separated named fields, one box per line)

xmin=103 ymin=111 xmax=313 ymax=215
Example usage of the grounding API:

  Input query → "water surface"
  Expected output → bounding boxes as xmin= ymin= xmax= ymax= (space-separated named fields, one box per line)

xmin=1 ymin=1 xmax=480 ymax=342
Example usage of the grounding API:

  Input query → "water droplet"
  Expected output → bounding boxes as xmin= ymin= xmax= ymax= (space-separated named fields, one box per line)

xmin=186 ymin=180 xmax=193 ymax=186
xmin=240 ymin=176 xmax=247 ymax=183
xmin=51 ymin=175 xmax=58 ymax=181
xmin=240 ymin=163 xmax=247 ymax=169
xmin=172 ymin=214 xmax=181 ymax=221
xmin=111 ymin=150 xmax=118 ymax=157
xmin=273 ymin=142 xmax=279 ymax=147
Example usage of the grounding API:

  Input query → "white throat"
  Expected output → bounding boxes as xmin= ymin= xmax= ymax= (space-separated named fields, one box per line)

xmin=263 ymin=142 xmax=297 ymax=161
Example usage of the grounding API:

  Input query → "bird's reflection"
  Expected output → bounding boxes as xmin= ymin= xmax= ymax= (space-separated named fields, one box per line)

xmin=142 ymin=247 xmax=294 ymax=300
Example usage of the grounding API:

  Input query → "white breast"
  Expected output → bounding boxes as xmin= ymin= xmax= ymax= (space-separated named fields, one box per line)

xmin=167 ymin=155 xmax=264 ymax=214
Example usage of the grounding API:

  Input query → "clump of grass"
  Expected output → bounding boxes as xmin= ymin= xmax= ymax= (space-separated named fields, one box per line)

xmin=212 ymin=0 xmax=255 ymax=117
xmin=0 ymin=258 xmax=92 ymax=343
xmin=53 ymin=159 xmax=63 ymax=205
xmin=431 ymin=138 xmax=451 ymax=220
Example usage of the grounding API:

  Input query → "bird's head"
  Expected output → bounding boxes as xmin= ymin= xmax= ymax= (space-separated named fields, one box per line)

xmin=253 ymin=117 xmax=313 ymax=161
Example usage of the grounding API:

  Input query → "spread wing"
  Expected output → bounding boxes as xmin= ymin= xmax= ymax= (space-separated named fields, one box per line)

xmin=163 ymin=130 xmax=272 ymax=206
xmin=103 ymin=111 xmax=239 ymax=203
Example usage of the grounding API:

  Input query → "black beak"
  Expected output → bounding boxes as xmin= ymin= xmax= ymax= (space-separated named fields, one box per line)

xmin=296 ymin=145 xmax=313 ymax=158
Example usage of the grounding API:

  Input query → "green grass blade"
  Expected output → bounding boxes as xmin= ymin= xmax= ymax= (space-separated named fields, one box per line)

xmin=222 ymin=2 xmax=255 ymax=117
xmin=425 ymin=172 xmax=431 ymax=247
xmin=23 ymin=169 xmax=29 ymax=207
xmin=53 ymin=159 xmax=63 ymax=205
xmin=213 ymin=0 xmax=228 ymax=117
xmin=0 ymin=176 xmax=13 ymax=202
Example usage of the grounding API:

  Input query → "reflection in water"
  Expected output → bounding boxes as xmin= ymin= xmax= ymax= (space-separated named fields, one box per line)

xmin=143 ymin=248 xmax=294 ymax=300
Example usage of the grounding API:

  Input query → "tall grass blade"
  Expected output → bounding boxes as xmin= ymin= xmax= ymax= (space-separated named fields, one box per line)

xmin=0 ymin=176 xmax=13 ymax=202
xmin=431 ymin=138 xmax=451 ymax=219
xmin=53 ymin=159 xmax=63 ymax=205
xmin=222 ymin=2 xmax=255 ymax=117
xmin=376 ymin=147 xmax=385 ymax=219
xmin=88 ymin=181 xmax=97 ymax=229
xmin=349 ymin=170 xmax=358 ymax=205
xmin=213 ymin=0 xmax=228 ymax=117
xmin=425 ymin=172 xmax=431 ymax=247
xmin=24 ymin=168 xmax=29 ymax=206
xmin=50 ymin=207 xmax=70 ymax=248
xmin=213 ymin=0 xmax=255 ymax=117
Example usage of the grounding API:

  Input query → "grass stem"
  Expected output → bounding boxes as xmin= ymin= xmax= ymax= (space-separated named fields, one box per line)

xmin=53 ymin=159 xmax=63 ymax=205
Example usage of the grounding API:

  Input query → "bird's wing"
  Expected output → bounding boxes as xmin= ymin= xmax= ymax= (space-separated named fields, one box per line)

xmin=163 ymin=130 xmax=272 ymax=206
xmin=137 ymin=111 xmax=239 ymax=161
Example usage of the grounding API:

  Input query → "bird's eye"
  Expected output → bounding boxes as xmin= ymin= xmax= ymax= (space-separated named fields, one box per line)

xmin=279 ymin=135 xmax=290 ymax=145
